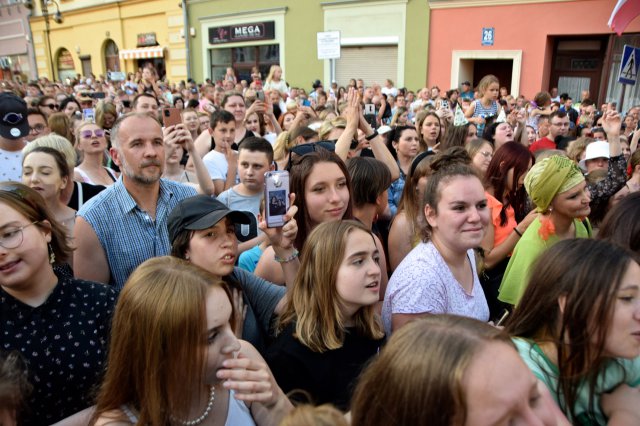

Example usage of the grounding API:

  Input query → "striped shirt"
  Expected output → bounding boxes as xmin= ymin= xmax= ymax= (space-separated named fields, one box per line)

xmin=78 ymin=177 xmax=197 ymax=290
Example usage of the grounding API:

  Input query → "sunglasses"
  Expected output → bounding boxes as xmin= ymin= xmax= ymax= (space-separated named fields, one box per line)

xmin=42 ymin=103 xmax=58 ymax=109
xmin=286 ymin=141 xmax=336 ymax=171
xmin=81 ymin=129 xmax=105 ymax=138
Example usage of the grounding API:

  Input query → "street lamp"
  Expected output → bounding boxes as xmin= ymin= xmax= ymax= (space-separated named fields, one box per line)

xmin=41 ymin=0 xmax=63 ymax=79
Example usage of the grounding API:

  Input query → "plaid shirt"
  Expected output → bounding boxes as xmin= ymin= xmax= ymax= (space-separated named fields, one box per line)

xmin=78 ymin=177 xmax=197 ymax=290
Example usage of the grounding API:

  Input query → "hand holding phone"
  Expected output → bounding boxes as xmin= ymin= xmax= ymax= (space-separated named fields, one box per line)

xmin=162 ymin=108 xmax=182 ymax=127
xmin=264 ymin=171 xmax=290 ymax=228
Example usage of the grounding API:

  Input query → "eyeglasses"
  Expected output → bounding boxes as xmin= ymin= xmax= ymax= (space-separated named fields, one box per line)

xmin=286 ymin=141 xmax=336 ymax=171
xmin=80 ymin=129 xmax=105 ymax=138
xmin=29 ymin=123 xmax=46 ymax=133
xmin=0 ymin=221 xmax=38 ymax=249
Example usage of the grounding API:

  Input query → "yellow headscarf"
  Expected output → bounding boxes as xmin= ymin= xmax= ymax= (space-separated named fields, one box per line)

xmin=524 ymin=155 xmax=585 ymax=213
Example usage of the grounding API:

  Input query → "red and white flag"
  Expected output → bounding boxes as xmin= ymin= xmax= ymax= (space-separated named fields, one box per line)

xmin=609 ymin=0 xmax=640 ymax=35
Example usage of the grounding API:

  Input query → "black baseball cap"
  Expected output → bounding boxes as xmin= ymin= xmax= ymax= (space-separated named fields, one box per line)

xmin=461 ymin=81 xmax=471 ymax=86
xmin=168 ymin=195 xmax=252 ymax=243
xmin=0 ymin=93 xmax=29 ymax=140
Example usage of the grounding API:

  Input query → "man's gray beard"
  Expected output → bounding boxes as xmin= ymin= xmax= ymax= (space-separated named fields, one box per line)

xmin=119 ymin=156 xmax=161 ymax=185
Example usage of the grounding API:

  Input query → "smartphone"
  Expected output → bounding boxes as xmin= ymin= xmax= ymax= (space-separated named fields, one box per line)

xmin=303 ymin=99 xmax=311 ymax=107
xmin=441 ymin=99 xmax=449 ymax=109
xmin=82 ymin=108 xmax=95 ymax=123
xmin=92 ymin=92 xmax=106 ymax=99
xmin=264 ymin=171 xmax=290 ymax=228
xmin=122 ymin=100 xmax=131 ymax=108
xmin=364 ymin=104 xmax=375 ymax=115
xmin=257 ymin=90 xmax=265 ymax=101
xmin=162 ymin=107 xmax=182 ymax=127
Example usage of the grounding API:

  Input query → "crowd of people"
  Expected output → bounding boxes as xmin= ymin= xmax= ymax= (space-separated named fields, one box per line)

xmin=0 ymin=63 xmax=639 ymax=425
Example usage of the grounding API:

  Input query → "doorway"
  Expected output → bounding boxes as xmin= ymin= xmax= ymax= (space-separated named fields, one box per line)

xmin=549 ymin=36 xmax=607 ymax=104
xmin=472 ymin=59 xmax=513 ymax=93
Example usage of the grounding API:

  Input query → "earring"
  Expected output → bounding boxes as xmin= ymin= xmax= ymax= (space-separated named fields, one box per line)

xmin=48 ymin=243 xmax=56 ymax=264
xmin=185 ymin=254 xmax=190 ymax=261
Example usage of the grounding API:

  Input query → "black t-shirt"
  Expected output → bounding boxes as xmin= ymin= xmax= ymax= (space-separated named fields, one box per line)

xmin=67 ymin=181 xmax=106 ymax=211
xmin=0 ymin=273 xmax=117 ymax=425
xmin=264 ymin=322 xmax=384 ymax=411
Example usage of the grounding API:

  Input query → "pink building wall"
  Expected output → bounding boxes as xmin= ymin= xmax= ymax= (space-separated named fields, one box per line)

xmin=427 ymin=0 xmax=640 ymax=97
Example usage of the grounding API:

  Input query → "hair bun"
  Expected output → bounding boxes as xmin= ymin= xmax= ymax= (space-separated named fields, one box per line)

xmin=429 ymin=147 xmax=472 ymax=172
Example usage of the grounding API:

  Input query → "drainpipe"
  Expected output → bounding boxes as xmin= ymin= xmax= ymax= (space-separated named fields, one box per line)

xmin=181 ymin=0 xmax=191 ymax=80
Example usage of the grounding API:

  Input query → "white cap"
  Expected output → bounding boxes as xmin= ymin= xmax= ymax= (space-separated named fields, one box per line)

xmin=579 ymin=141 xmax=610 ymax=170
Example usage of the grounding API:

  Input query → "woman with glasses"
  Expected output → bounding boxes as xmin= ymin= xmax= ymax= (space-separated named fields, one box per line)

xmin=37 ymin=95 xmax=57 ymax=119
xmin=0 ymin=183 xmax=117 ymax=425
xmin=74 ymin=122 xmax=118 ymax=186
xmin=466 ymin=138 xmax=494 ymax=176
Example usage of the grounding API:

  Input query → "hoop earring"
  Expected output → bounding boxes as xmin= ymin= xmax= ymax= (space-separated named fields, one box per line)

xmin=48 ymin=243 xmax=56 ymax=264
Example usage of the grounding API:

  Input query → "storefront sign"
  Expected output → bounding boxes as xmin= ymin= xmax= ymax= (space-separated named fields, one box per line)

xmin=209 ymin=21 xmax=275 ymax=44
xmin=482 ymin=28 xmax=494 ymax=46
xmin=317 ymin=31 xmax=341 ymax=60
xmin=137 ymin=33 xmax=157 ymax=47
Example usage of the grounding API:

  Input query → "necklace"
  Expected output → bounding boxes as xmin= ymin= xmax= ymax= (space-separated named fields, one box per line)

xmin=171 ymin=386 xmax=215 ymax=426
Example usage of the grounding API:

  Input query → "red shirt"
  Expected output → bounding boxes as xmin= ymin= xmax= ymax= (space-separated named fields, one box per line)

xmin=529 ymin=137 xmax=555 ymax=153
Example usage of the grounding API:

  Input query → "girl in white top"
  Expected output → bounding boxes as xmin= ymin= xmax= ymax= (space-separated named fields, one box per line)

xmin=383 ymin=147 xmax=490 ymax=335
xmin=263 ymin=65 xmax=289 ymax=99
xmin=74 ymin=122 xmax=118 ymax=186
xmin=92 ymin=257 xmax=292 ymax=426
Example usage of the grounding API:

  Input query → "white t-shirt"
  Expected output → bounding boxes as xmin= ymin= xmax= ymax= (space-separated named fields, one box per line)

xmin=203 ymin=149 xmax=238 ymax=183
xmin=0 ymin=148 xmax=23 ymax=182
xmin=382 ymin=241 xmax=489 ymax=335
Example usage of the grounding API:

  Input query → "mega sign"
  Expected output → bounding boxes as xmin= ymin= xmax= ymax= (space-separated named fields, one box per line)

xmin=209 ymin=21 xmax=275 ymax=44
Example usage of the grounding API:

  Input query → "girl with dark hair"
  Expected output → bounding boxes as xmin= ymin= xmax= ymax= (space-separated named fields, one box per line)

xmin=598 ymin=191 xmax=640 ymax=254
xmin=441 ymin=122 xmax=477 ymax=150
xmin=506 ymin=238 xmax=640 ymax=424
xmin=386 ymin=125 xmax=420 ymax=217
xmin=480 ymin=142 xmax=537 ymax=319
xmin=383 ymin=148 xmax=490 ymax=334
xmin=255 ymin=148 xmax=353 ymax=285
xmin=21 ymin=145 xmax=77 ymax=236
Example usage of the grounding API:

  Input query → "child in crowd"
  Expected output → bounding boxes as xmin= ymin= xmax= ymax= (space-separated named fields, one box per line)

xmin=202 ymin=110 xmax=238 ymax=195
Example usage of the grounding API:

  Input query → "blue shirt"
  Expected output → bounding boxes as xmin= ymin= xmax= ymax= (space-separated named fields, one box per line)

xmin=387 ymin=163 xmax=406 ymax=217
xmin=78 ymin=177 xmax=197 ymax=290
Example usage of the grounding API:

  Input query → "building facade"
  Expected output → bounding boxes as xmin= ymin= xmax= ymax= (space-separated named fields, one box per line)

xmin=28 ymin=0 xmax=188 ymax=82
xmin=187 ymin=0 xmax=430 ymax=90
xmin=0 ymin=0 xmax=36 ymax=81
xmin=427 ymin=0 xmax=640 ymax=110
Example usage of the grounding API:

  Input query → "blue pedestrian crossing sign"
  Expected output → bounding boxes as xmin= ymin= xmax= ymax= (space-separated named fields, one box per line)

xmin=618 ymin=45 xmax=640 ymax=85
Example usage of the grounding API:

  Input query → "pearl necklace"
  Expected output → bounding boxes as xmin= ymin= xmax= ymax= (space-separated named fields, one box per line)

xmin=172 ymin=386 xmax=215 ymax=426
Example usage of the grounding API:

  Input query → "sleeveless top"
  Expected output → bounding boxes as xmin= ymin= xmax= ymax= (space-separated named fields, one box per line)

xmin=119 ymin=390 xmax=255 ymax=425
xmin=473 ymin=100 xmax=499 ymax=137
xmin=75 ymin=167 xmax=117 ymax=185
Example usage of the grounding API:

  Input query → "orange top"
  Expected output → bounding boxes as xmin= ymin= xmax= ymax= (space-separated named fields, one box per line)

xmin=486 ymin=192 xmax=517 ymax=247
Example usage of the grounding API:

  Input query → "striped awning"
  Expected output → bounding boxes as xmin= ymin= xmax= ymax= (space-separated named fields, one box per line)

xmin=119 ymin=46 xmax=165 ymax=60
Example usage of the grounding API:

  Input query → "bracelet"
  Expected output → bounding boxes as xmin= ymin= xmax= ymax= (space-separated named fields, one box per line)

xmin=274 ymin=249 xmax=299 ymax=263
xmin=513 ymin=227 xmax=523 ymax=237
xmin=365 ymin=130 xmax=379 ymax=141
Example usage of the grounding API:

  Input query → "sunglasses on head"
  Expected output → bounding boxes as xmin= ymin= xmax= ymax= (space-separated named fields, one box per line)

xmin=286 ymin=141 xmax=336 ymax=171
xmin=81 ymin=129 xmax=105 ymax=138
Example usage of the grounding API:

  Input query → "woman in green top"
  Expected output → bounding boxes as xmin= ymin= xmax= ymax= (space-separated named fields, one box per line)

xmin=499 ymin=155 xmax=591 ymax=305
xmin=506 ymin=239 xmax=640 ymax=425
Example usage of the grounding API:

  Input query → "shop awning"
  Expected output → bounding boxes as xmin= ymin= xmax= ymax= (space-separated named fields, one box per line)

xmin=119 ymin=46 xmax=165 ymax=60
